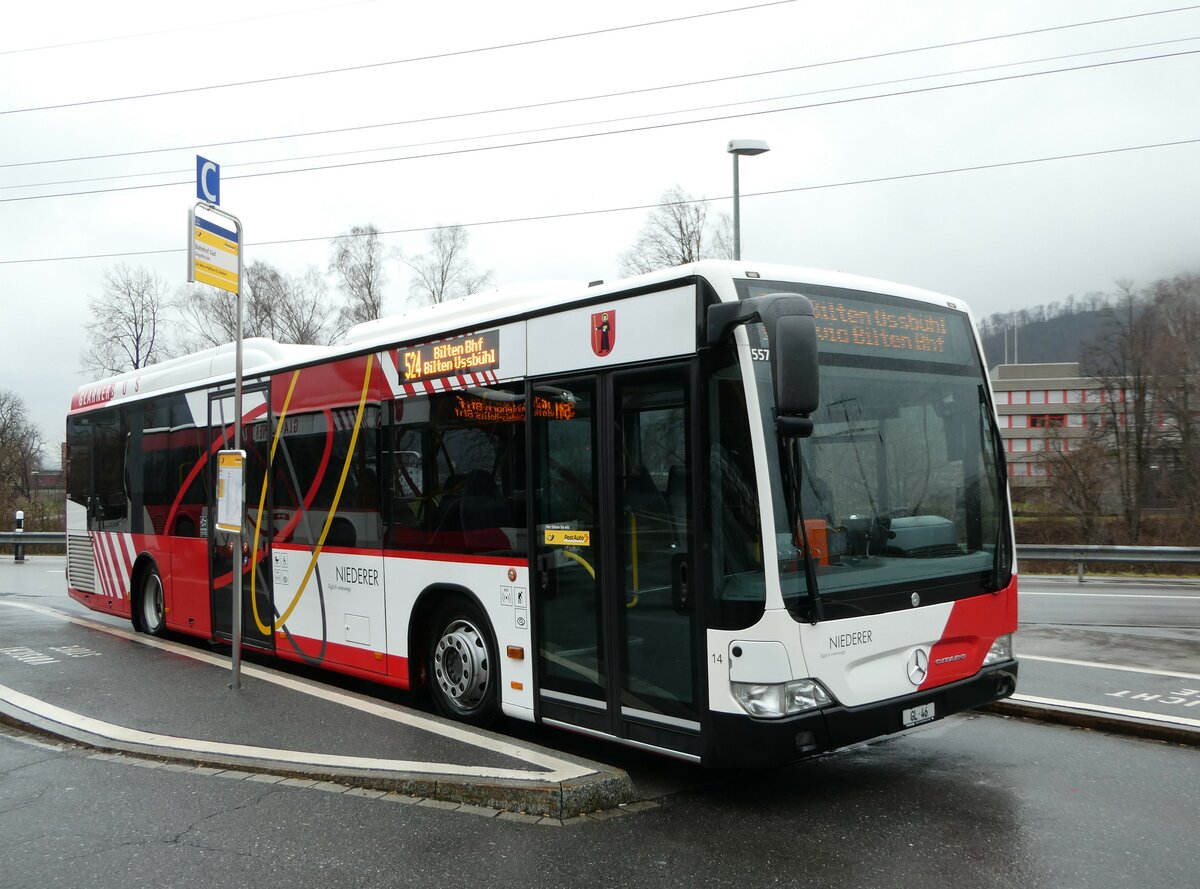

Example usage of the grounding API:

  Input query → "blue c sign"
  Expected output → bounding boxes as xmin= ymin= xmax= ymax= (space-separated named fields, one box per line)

xmin=197 ymin=156 xmax=220 ymax=205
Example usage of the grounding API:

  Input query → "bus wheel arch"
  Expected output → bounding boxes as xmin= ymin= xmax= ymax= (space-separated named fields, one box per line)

xmin=131 ymin=555 xmax=167 ymax=637
xmin=411 ymin=585 xmax=500 ymax=727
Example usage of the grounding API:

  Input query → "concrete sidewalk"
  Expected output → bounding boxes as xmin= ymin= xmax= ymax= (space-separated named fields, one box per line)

xmin=0 ymin=600 xmax=632 ymax=818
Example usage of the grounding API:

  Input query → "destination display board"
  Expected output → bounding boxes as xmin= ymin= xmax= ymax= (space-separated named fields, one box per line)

xmin=399 ymin=331 xmax=500 ymax=383
xmin=740 ymin=282 xmax=976 ymax=367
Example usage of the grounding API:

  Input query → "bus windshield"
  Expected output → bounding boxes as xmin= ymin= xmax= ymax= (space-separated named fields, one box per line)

xmin=738 ymin=280 xmax=1010 ymax=622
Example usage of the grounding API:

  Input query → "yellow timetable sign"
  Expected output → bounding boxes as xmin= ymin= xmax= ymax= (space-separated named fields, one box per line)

xmin=216 ymin=450 xmax=246 ymax=533
xmin=191 ymin=216 xmax=240 ymax=295
xmin=544 ymin=528 xmax=590 ymax=547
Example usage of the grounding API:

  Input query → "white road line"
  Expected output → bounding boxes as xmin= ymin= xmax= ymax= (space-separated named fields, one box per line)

xmin=1019 ymin=654 xmax=1200 ymax=681
xmin=0 ymin=682 xmax=587 ymax=781
xmin=1020 ymin=591 xmax=1200 ymax=600
xmin=1012 ymin=693 xmax=1200 ymax=729
xmin=0 ymin=600 xmax=595 ymax=782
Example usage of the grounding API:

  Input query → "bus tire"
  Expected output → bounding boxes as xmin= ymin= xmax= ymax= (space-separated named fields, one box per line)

xmin=136 ymin=564 xmax=167 ymax=637
xmin=426 ymin=597 xmax=499 ymax=727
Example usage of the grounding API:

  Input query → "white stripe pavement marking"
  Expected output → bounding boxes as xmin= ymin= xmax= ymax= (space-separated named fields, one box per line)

xmin=1012 ymin=693 xmax=1200 ymax=729
xmin=0 ymin=682 xmax=578 ymax=780
xmin=1020 ymin=591 xmax=1200 ymax=600
xmin=0 ymin=601 xmax=595 ymax=782
xmin=1019 ymin=654 xmax=1200 ymax=681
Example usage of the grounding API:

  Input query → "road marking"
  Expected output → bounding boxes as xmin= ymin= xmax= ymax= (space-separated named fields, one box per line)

xmin=0 ymin=682 xmax=585 ymax=781
xmin=0 ymin=600 xmax=595 ymax=782
xmin=1020 ymin=591 xmax=1200 ymax=600
xmin=0 ymin=646 xmax=58 ymax=665
xmin=1019 ymin=654 xmax=1200 ymax=681
xmin=1012 ymin=693 xmax=1200 ymax=729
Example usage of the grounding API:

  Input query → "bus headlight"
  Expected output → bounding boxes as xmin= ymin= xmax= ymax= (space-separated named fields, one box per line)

xmin=982 ymin=634 xmax=1013 ymax=666
xmin=732 ymin=679 xmax=832 ymax=718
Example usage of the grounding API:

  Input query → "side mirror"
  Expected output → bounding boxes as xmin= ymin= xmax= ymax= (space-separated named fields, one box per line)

xmin=772 ymin=312 xmax=819 ymax=427
xmin=707 ymin=294 xmax=820 ymax=437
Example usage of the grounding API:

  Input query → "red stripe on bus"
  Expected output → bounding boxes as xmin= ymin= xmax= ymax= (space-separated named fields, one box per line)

xmin=117 ymin=534 xmax=135 ymax=577
xmin=273 ymin=632 xmax=408 ymax=686
xmin=102 ymin=534 xmax=128 ymax=597
xmin=920 ymin=575 xmax=1019 ymax=690
xmin=91 ymin=535 xmax=112 ymax=597
xmin=269 ymin=542 xmax=521 ymax=568
xmin=165 ymin=403 xmax=269 ymax=533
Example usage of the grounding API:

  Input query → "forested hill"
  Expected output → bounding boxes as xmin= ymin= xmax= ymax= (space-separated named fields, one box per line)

xmin=979 ymin=308 xmax=1108 ymax=370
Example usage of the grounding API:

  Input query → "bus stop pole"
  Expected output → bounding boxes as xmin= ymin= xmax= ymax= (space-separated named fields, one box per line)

xmin=230 ymin=221 xmax=244 ymax=690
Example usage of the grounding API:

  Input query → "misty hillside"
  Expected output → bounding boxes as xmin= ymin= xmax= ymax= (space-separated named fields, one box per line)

xmin=979 ymin=308 xmax=1108 ymax=370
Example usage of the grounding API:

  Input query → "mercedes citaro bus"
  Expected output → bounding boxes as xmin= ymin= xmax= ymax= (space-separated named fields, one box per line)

xmin=66 ymin=261 xmax=1017 ymax=766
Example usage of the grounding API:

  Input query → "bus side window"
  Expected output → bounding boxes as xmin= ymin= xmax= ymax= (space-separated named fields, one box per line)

xmin=93 ymin=408 xmax=129 ymax=528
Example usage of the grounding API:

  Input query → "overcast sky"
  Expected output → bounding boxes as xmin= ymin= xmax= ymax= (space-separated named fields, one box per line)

xmin=3 ymin=0 xmax=1199 ymax=452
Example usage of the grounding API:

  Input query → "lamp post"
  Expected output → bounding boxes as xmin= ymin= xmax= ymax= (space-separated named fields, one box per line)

xmin=727 ymin=139 xmax=770 ymax=261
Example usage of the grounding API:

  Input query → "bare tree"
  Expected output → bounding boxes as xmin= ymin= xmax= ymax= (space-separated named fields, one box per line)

xmin=175 ymin=260 xmax=337 ymax=349
xmin=619 ymin=186 xmax=733 ymax=276
xmin=0 ymin=390 xmax=44 ymax=523
xmin=405 ymin=225 xmax=492 ymax=306
xmin=276 ymin=268 xmax=337 ymax=345
xmin=330 ymin=224 xmax=387 ymax=336
xmin=1148 ymin=273 xmax=1200 ymax=519
xmin=81 ymin=264 xmax=171 ymax=375
xmin=1081 ymin=281 xmax=1159 ymax=542
xmin=173 ymin=281 xmax=239 ymax=352
xmin=1043 ymin=426 xmax=1109 ymax=541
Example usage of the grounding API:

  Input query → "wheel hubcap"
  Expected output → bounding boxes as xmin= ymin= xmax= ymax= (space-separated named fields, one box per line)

xmin=143 ymin=575 xmax=163 ymax=628
xmin=433 ymin=619 xmax=489 ymax=712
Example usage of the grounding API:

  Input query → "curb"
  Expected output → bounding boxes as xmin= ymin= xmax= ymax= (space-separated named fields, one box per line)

xmin=983 ymin=699 xmax=1200 ymax=748
xmin=0 ymin=704 xmax=635 ymax=819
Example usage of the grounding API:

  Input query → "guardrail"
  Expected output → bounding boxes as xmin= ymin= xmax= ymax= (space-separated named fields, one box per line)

xmin=0 ymin=532 xmax=66 ymax=548
xmin=1017 ymin=544 xmax=1200 ymax=582
xmin=2 ymin=535 xmax=1196 ymax=582
xmin=0 ymin=531 xmax=66 ymax=563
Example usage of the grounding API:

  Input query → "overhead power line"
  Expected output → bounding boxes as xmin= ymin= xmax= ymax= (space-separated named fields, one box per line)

xmin=6 ymin=22 xmax=1198 ymax=172
xmin=8 ymin=35 xmax=1196 ymax=192
xmin=3 ymin=136 xmax=1197 ymax=266
xmin=0 ymin=0 xmax=801 ymax=115
xmin=5 ymin=3 xmax=1200 ymax=119
xmin=0 ymin=0 xmax=384 ymax=56
xmin=3 ymin=46 xmax=1197 ymax=204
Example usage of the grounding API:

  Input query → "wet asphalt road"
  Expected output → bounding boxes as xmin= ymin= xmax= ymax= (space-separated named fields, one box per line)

xmin=2 ymin=558 xmax=1197 ymax=887
xmin=2 ymin=709 xmax=1195 ymax=889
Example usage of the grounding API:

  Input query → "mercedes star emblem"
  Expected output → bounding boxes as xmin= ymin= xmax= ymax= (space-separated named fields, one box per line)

xmin=907 ymin=648 xmax=929 ymax=686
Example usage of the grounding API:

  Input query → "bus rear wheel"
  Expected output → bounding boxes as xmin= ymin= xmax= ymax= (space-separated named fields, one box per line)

xmin=137 ymin=565 xmax=167 ymax=637
xmin=426 ymin=599 xmax=499 ymax=727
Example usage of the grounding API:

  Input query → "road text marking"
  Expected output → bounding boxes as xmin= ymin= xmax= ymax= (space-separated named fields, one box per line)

xmin=1012 ymin=693 xmax=1200 ymax=729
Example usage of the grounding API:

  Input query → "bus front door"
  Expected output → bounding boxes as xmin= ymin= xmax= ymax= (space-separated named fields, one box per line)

xmin=207 ymin=387 xmax=275 ymax=652
xmin=533 ymin=368 xmax=700 ymax=758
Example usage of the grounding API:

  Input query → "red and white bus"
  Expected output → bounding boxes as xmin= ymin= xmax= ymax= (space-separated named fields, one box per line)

xmin=65 ymin=260 xmax=1017 ymax=766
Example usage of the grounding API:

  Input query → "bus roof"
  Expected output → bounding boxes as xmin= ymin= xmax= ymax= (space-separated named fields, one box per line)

xmin=70 ymin=261 xmax=966 ymax=412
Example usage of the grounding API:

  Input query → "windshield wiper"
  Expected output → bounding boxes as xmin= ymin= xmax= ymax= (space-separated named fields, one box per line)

xmin=780 ymin=434 xmax=824 ymax=623
xmin=981 ymin=386 xmax=1012 ymax=591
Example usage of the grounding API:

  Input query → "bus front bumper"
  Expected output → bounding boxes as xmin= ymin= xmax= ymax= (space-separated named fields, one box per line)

xmin=704 ymin=660 xmax=1019 ymax=768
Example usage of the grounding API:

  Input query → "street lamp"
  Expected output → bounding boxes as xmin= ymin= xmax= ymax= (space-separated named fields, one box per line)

xmin=727 ymin=139 xmax=770 ymax=261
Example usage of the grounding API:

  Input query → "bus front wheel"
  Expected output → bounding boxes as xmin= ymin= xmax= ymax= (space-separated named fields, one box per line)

xmin=136 ymin=564 xmax=167 ymax=637
xmin=426 ymin=599 xmax=499 ymax=727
